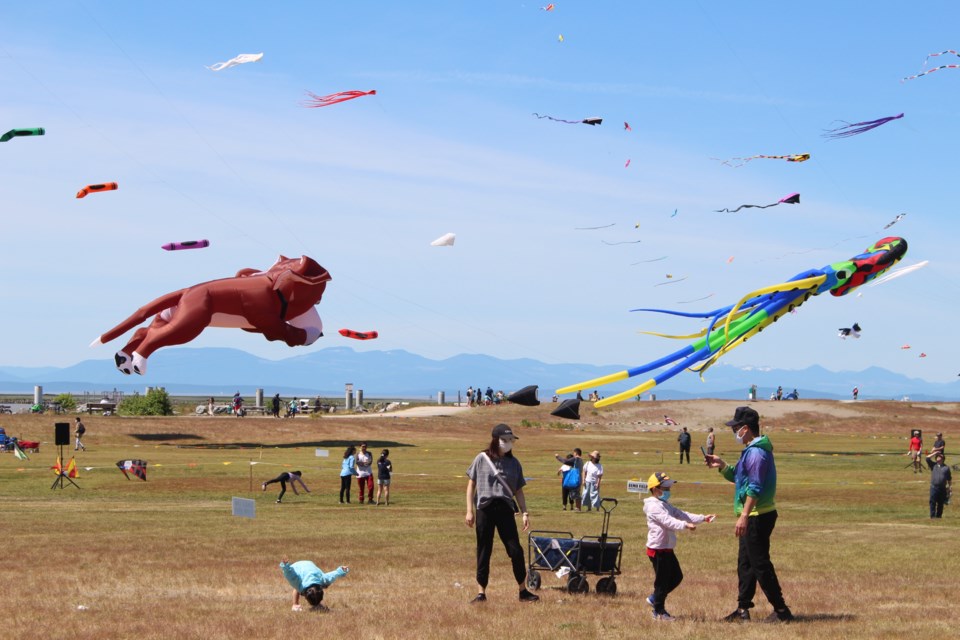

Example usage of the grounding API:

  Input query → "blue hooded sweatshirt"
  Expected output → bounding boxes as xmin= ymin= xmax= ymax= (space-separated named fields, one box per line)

xmin=280 ymin=561 xmax=349 ymax=592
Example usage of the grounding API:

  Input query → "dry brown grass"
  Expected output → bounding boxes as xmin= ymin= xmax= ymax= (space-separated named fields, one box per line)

xmin=1 ymin=399 xmax=957 ymax=639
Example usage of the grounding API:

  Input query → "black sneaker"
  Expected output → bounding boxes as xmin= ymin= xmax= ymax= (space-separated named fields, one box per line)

xmin=470 ymin=593 xmax=487 ymax=604
xmin=722 ymin=608 xmax=750 ymax=622
xmin=519 ymin=589 xmax=540 ymax=602
xmin=764 ymin=608 xmax=794 ymax=623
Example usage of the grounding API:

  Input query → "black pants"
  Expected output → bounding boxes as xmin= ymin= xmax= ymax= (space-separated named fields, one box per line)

xmin=679 ymin=446 xmax=690 ymax=464
xmin=737 ymin=510 xmax=787 ymax=611
xmin=648 ymin=550 xmax=683 ymax=613
xmin=339 ymin=475 xmax=352 ymax=502
xmin=930 ymin=486 xmax=947 ymax=518
xmin=264 ymin=474 xmax=289 ymax=501
xmin=475 ymin=500 xmax=526 ymax=589
xmin=562 ymin=485 xmax=578 ymax=507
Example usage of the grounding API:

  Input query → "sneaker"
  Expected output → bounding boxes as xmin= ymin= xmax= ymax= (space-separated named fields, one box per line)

xmin=261 ymin=483 xmax=267 ymax=492
xmin=646 ymin=594 xmax=655 ymax=608
xmin=276 ymin=500 xmax=282 ymax=504
xmin=723 ymin=608 xmax=750 ymax=622
xmin=764 ymin=608 xmax=794 ymax=623
xmin=470 ymin=593 xmax=487 ymax=604
xmin=518 ymin=589 xmax=540 ymax=602
xmin=653 ymin=611 xmax=676 ymax=622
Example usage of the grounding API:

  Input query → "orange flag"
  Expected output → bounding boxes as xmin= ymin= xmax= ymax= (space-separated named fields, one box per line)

xmin=65 ymin=457 xmax=78 ymax=478
xmin=52 ymin=456 xmax=62 ymax=475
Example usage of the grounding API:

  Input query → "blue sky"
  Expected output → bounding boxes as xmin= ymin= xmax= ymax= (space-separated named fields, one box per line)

xmin=1 ymin=1 xmax=957 ymax=389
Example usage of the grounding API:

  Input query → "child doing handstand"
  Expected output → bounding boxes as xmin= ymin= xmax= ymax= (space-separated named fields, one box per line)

xmin=279 ymin=557 xmax=349 ymax=612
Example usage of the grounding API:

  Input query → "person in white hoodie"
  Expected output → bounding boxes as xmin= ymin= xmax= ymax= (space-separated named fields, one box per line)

xmin=643 ymin=471 xmax=716 ymax=621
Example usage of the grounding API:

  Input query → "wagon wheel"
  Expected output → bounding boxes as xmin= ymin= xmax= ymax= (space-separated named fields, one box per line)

xmin=567 ymin=574 xmax=589 ymax=594
xmin=527 ymin=570 xmax=541 ymax=591
xmin=595 ymin=577 xmax=617 ymax=595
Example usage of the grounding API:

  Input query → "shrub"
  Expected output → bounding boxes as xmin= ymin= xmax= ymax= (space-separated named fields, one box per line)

xmin=53 ymin=393 xmax=76 ymax=411
xmin=119 ymin=388 xmax=173 ymax=416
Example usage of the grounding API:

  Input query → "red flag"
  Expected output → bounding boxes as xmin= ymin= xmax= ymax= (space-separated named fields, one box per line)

xmin=65 ymin=457 xmax=78 ymax=478
xmin=51 ymin=456 xmax=62 ymax=475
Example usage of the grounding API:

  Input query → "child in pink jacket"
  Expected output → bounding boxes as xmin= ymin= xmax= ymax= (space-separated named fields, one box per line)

xmin=643 ymin=471 xmax=715 ymax=621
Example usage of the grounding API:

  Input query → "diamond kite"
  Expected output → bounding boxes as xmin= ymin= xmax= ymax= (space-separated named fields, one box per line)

xmin=117 ymin=459 xmax=147 ymax=481
xmin=557 ymin=237 xmax=908 ymax=407
xmin=716 ymin=192 xmax=800 ymax=213
xmin=92 ymin=255 xmax=331 ymax=375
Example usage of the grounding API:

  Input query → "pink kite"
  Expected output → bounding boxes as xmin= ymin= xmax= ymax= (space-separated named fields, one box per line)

xmin=301 ymin=90 xmax=376 ymax=108
xmin=624 ymin=122 xmax=632 ymax=131
xmin=624 ymin=159 xmax=631 ymax=168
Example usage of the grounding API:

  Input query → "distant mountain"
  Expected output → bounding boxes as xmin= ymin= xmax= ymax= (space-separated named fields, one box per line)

xmin=0 ymin=347 xmax=956 ymax=401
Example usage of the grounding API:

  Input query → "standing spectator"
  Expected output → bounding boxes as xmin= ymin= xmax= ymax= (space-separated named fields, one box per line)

xmin=375 ymin=448 xmax=392 ymax=505
xmin=677 ymin=427 xmax=691 ymax=464
xmin=339 ymin=446 xmax=357 ymax=504
xmin=643 ymin=471 xmax=716 ymax=621
xmin=272 ymin=393 xmax=281 ymax=418
xmin=582 ymin=451 xmax=604 ymax=511
xmin=233 ymin=392 xmax=244 ymax=417
xmin=929 ymin=453 xmax=952 ymax=518
xmin=262 ymin=470 xmax=310 ymax=504
xmin=927 ymin=432 xmax=946 ymax=469
xmin=466 ymin=386 xmax=474 ymax=407
xmin=356 ymin=443 xmax=374 ymax=504
xmin=287 ymin=398 xmax=299 ymax=418
xmin=908 ymin=430 xmax=923 ymax=474
xmin=557 ymin=454 xmax=581 ymax=511
xmin=74 ymin=417 xmax=86 ymax=452
xmin=555 ymin=449 xmax=584 ymax=511
xmin=208 ymin=396 xmax=215 ymax=416
xmin=485 ymin=387 xmax=494 ymax=405
xmin=775 ymin=386 xmax=783 ymax=401
xmin=852 ymin=386 xmax=859 ymax=400
xmin=706 ymin=427 xmax=716 ymax=456
xmin=464 ymin=423 xmax=538 ymax=603
xmin=705 ymin=406 xmax=793 ymax=623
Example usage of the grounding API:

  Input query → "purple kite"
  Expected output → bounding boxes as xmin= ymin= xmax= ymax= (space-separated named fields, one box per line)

xmin=822 ymin=114 xmax=903 ymax=139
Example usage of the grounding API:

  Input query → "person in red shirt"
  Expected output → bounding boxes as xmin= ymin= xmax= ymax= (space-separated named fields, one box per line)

xmin=908 ymin=431 xmax=923 ymax=474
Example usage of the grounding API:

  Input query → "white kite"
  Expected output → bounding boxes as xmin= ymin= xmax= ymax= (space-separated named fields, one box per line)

xmin=430 ymin=233 xmax=456 ymax=247
xmin=867 ymin=260 xmax=929 ymax=288
xmin=206 ymin=53 xmax=264 ymax=72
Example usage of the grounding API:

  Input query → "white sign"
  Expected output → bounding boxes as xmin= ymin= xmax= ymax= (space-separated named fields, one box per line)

xmin=232 ymin=497 xmax=256 ymax=518
xmin=315 ymin=449 xmax=329 ymax=457
xmin=627 ymin=480 xmax=648 ymax=494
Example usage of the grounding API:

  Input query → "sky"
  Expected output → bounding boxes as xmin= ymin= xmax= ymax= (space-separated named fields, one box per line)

xmin=1 ymin=1 xmax=958 ymax=391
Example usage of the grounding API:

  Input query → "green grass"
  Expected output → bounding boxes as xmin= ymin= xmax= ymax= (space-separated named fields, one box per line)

xmin=0 ymin=401 xmax=957 ymax=639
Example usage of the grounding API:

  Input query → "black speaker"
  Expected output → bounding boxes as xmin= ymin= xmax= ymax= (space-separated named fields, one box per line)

xmin=55 ymin=422 xmax=70 ymax=446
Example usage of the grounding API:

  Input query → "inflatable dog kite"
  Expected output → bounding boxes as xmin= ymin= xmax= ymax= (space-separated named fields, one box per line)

xmin=92 ymin=255 xmax=331 ymax=375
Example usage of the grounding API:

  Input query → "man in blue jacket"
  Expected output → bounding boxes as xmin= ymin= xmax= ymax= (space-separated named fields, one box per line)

xmin=705 ymin=406 xmax=793 ymax=623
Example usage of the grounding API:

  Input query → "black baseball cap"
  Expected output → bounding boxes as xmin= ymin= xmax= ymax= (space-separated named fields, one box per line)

xmin=492 ymin=423 xmax=517 ymax=439
xmin=725 ymin=406 xmax=759 ymax=430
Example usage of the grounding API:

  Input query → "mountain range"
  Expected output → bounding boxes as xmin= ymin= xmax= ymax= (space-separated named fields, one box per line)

xmin=0 ymin=347 xmax=956 ymax=401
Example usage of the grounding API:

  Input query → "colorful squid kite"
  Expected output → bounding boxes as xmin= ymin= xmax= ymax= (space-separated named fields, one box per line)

xmin=162 ymin=240 xmax=209 ymax=251
xmin=557 ymin=237 xmax=908 ymax=408
xmin=301 ymin=90 xmax=376 ymax=108
xmin=533 ymin=114 xmax=601 ymax=125
xmin=1 ymin=127 xmax=44 ymax=142
xmin=206 ymin=53 xmax=263 ymax=72
xmin=902 ymin=50 xmax=960 ymax=82
xmin=822 ymin=113 xmax=903 ymax=139
xmin=716 ymin=192 xmax=800 ymax=213
xmin=76 ymin=182 xmax=118 ymax=198
xmin=92 ymin=255 xmax=330 ymax=375
xmin=715 ymin=154 xmax=809 ymax=168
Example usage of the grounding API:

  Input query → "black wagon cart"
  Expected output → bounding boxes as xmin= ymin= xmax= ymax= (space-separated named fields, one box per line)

xmin=526 ymin=497 xmax=623 ymax=595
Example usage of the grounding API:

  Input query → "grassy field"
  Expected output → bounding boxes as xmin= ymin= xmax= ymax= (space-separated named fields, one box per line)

xmin=1 ymin=400 xmax=957 ymax=639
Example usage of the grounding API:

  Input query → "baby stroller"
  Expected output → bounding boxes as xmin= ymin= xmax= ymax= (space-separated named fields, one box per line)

xmin=527 ymin=498 xmax=623 ymax=595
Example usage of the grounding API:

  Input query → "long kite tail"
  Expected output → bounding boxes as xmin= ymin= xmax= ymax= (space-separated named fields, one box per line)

xmin=822 ymin=113 xmax=904 ymax=139
xmin=532 ymin=113 xmax=583 ymax=124
xmin=301 ymin=90 xmax=376 ymax=108
xmin=902 ymin=50 xmax=960 ymax=82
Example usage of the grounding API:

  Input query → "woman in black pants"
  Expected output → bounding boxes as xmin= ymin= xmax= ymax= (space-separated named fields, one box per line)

xmin=339 ymin=446 xmax=357 ymax=503
xmin=464 ymin=423 xmax=539 ymax=604
xmin=262 ymin=470 xmax=309 ymax=504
